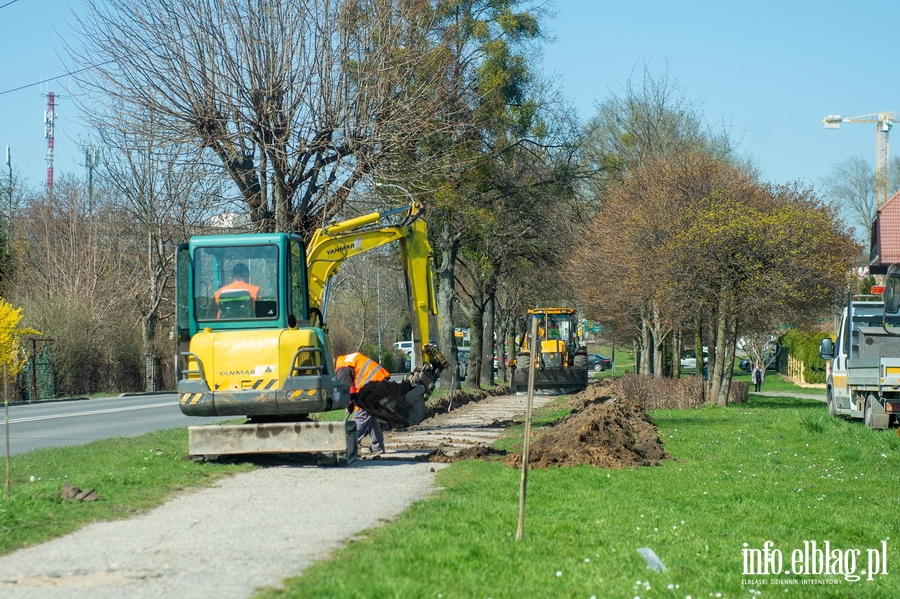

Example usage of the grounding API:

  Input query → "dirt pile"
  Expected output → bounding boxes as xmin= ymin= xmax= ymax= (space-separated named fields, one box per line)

xmin=428 ymin=379 xmax=671 ymax=469
xmin=504 ymin=392 xmax=671 ymax=469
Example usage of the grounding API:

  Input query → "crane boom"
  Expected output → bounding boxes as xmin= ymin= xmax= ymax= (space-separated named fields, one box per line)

xmin=823 ymin=112 xmax=900 ymax=207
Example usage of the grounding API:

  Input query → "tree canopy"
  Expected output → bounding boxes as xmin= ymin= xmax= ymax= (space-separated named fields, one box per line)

xmin=573 ymin=152 xmax=857 ymax=404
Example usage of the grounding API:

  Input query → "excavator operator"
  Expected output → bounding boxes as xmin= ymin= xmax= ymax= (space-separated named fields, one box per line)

xmin=214 ymin=262 xmax=260 ymax=318
xmin=335 ymin=352 xmax=389 ymax=454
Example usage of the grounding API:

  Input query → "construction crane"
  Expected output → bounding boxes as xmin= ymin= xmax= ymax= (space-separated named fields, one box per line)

xmin=823 ymin=112 xmax=900 ymax=208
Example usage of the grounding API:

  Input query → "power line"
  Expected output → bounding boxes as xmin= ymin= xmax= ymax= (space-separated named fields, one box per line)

xmin=0 ymin=63 xmax=108 ymax=96
xmin=0 ymin=0 xmax=23 ymax=10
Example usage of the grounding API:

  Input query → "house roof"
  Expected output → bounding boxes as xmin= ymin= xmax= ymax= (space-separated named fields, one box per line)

xmin=870 ymin=190 xmax=900 ymax=274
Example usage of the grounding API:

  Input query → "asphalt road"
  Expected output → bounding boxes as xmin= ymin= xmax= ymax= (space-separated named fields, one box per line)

xmin=1 ymin=394 xmax=235 ymax=455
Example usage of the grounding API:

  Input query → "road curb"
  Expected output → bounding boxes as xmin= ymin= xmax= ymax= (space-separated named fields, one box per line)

xmin=4 ymin=396 xmax=90 ymax=408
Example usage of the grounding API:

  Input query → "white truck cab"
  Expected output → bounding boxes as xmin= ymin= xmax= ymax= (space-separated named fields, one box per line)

xmin=821 ymin=297 xmax=900 ymax=428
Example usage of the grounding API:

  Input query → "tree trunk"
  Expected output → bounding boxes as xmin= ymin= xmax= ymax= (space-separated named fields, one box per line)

xmin=711 ymin=299 xmax=728 ymax=406
xmin=717 ymin=315 xmax=739 ymax=406
xmin=467 ymin=314 xmax=484 ymax=389
xmin=640 ymin=321 xmax=651 ymax=375
xmin=672 ymin=330 xmax=681 ymax=379
xmin=481 ymin=292 xmax=495 ymax=385
xmin=434 ymin=230 xmax=459 ymax=390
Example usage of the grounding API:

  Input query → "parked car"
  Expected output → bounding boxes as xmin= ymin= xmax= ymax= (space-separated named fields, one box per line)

xmin=739 ymin=355 xmax=777 ymax=372
xmin=587 ymin=353 xmax=612 ymax=372
xmin=394 ymin=341 xmax=412 ymax=355
xmin=680 ymin=350 xmax=708 ymax=370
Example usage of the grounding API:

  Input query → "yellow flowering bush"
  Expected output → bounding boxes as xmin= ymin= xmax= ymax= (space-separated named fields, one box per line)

xmin=0 ymin=298 xmax=40 ymax=381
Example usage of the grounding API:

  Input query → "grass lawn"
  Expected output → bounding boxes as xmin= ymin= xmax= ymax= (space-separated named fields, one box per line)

xmin=2 ymin=379 xmax=892 ymax=597
xmin=259 ymin=393 xmax=899 ymax=599
xmin=0 ymin=426 xmax=255 ymax=556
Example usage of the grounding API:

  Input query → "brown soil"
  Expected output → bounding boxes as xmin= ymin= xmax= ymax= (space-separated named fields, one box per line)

xmin=432 ymin=379 xmax=672 ymax=469
xmin=429 ymin=446 xmax=508 ymax=463
xmin=423 ymin=385 xmax=509 ymax=419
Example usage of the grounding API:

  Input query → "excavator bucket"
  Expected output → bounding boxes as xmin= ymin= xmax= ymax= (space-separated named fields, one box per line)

xmin=352 ymin=379 xmax=427 ymax=427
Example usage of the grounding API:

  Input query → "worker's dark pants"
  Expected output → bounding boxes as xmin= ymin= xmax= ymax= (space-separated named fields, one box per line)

xmin=353 ymin=409 xmax=385 ymax=453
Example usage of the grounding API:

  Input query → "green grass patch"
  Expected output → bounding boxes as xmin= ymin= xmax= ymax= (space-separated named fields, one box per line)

xmin=259 ymin=395 xmax=898 ymax=598
xmin=0 ymin=426 xmax=255 ymax=556
xmin=750 ymin=372 xmax=825 ymax=395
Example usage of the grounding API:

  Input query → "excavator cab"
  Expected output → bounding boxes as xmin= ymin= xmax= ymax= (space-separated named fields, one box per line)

xmin=178 ymin=236 xmax=307 ymax=333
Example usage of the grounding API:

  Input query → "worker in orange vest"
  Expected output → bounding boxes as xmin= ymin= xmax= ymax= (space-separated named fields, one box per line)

xmin=335 ymin=352 xmax=390 ymax=454
xmin=214 ymin=262 xmax=260 ymax=318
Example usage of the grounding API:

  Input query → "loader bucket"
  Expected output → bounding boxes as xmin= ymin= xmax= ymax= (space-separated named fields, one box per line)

xmin=513 ymin=365 xmax=588 ymax=396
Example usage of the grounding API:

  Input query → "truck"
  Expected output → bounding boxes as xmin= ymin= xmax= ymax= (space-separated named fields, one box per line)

xmin=513 ymin=308 xmax=588 ymax=395
xmin=175 ymin=203 xmax=446 ymax=463
xmin=819 ymin=289 xmax=900 ymax=429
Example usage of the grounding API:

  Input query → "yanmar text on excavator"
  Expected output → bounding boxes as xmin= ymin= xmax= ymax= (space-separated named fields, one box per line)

xmin=175 ymin=203 xmax=446 ymax=465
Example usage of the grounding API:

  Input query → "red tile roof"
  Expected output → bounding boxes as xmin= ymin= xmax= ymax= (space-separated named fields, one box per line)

xmin=871 ymin=190 xmax=900 ymax=272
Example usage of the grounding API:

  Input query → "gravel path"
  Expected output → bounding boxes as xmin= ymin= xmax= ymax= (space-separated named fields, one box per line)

xmin=0 ymin=392 xmax=547 ymax=598
xmin=0 ymin=462 xmax=446 ymax=599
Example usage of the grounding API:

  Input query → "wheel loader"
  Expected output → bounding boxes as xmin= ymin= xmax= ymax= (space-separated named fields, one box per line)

xmin=176 ymin=203 xmax=446 ymax=464
xmin=513 ymin=308 xmax=588 ymax=395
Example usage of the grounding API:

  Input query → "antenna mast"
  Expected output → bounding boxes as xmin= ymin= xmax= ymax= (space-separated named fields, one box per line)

xmin=43 ymin=92 xmax=56 ymax=190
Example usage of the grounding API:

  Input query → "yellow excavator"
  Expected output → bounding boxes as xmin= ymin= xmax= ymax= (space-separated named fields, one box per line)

xmin=176 ymin=203 xmax=446 ymax=464
xmin=513 ymin=308 xmax=588 ymax=394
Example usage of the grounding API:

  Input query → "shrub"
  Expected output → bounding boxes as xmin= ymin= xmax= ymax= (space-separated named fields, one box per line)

xmin=780 ymin=329 xmax=830 ymax=384
xmin=729 ymin=381 xmax=749 ymax=404
xmin=617 ymin=373 xmax=705 ymax=409
xmin=617 ymin=373 xmax=748 ymax=408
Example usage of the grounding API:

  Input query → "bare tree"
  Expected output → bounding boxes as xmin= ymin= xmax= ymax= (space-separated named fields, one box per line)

xmin=582 ymin=63 xmax=733 ymax=196
xmin=11 ymin=177 xmax=146 ymax=394
xmin=71 ymin=0 xmax=458 ymax=236
xmin=821 ymin=155 xmax=877 ymax=245
xmin=89 ymin=109 xmax=228 ymax=389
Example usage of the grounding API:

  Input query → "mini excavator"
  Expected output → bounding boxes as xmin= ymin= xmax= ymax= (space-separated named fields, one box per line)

xmin=175 ymin=203 xmax=446 ymax=464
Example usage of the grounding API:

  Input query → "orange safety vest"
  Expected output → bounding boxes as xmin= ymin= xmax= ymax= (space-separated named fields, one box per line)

xmin=335 ymin=353 xmax=390 ymax=393
xmin=214 ymin=280 xmax=260 ymax=303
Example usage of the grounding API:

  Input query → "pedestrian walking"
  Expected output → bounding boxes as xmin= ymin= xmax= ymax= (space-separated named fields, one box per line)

xmin=751 ymin=363 xmax=765 ymax=392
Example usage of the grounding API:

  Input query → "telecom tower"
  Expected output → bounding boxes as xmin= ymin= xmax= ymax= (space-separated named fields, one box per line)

xmin=44 ymin=91 xmax=56 ymax=190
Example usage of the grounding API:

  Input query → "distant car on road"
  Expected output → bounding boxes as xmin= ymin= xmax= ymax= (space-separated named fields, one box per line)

xmin=587 ymin=353 xmax=612 ymax=372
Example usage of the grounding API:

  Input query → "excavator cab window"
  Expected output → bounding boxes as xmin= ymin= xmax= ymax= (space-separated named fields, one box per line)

xmin=194 ymin=244 xmax=280 ymax=322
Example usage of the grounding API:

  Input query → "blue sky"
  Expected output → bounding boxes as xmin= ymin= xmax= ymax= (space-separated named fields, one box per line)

xmin=1 ymin=0 xmax=896 ymax=193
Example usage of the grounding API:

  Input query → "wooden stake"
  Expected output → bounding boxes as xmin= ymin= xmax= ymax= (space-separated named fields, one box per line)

xmin=516 ymin=316 xmax=538 ymax=541
xmin=5 ymin=363 xmax=11 ymax=500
